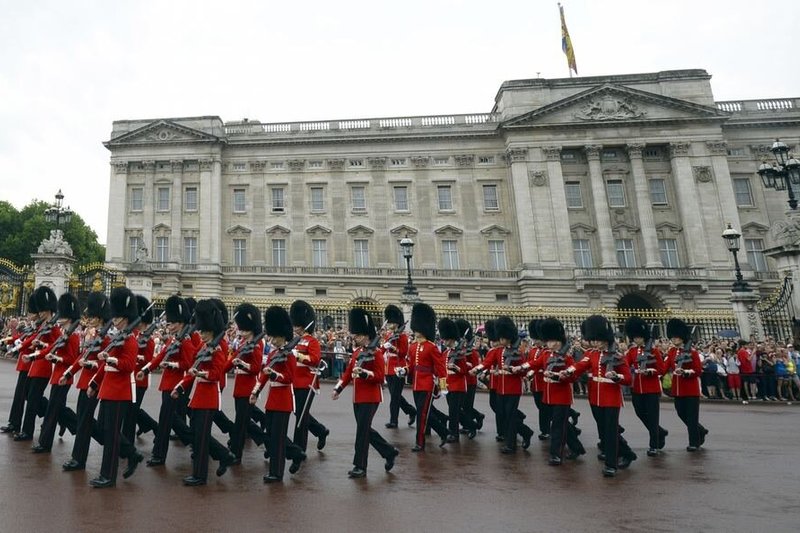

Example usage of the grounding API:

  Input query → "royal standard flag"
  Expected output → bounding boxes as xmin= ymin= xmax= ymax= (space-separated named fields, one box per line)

xmin=559 ymin=3 xmax=577 ymax=75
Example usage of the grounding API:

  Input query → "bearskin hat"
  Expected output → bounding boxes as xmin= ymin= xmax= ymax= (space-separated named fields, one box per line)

xmin=195 ymin=299 xmax=225 ymax=337
xmin=136 ymin=295 xmax=153 ymax=325
xmin=209 ymin=298 xmax=229 ymax=325
xmin=495 ymin=316 xmax=518 ymax=344
xmin=666 ymin=318 xmax=690 ymax=342
xmin=85 ymin=292 xmax=111 ymax=322
xmin=384 ymin=304 xmax=404 ymax=326
xmin=349 ymin=307 xmax=377 ymax=340
xmin=624 ymin=316 xmax=650 ymax=342
xmin=27 ymin=293 xmax=39 ymax=315
xmin=438 ymin=318 xmax=459 ymax=341
xmin=165 ymin=295 xmax=190 ymax=324
xmin=539 ymin=317 xmax=567 ymax=345
xmin=484 ymin=319 xmax=498 ymax=342
xmin=410 ymin=302 xmax=436 ymax=341
xmin=234 ymin=303 xmax=262 ymax=335
xmin=582 ymin=315 xmax=613 ymax=343
xmin=185 ymin=297 xmax=197 ymax=324
xmin=264 ymin=306 xmax=293 ymax=340
xmin=110 ymin=287 xmax=138 ymax=322
xmin=455 ymin=318 xmax=473 ymax=343
xmin=57 ymin=293 xmax=81 ymax=322
xmin=528 ymin=319 xmax=542 ymax=341
xmin=33 ymin=286 xmax=58 ymax=314
xmin=290 ymin=300 xmax=316 ymax=333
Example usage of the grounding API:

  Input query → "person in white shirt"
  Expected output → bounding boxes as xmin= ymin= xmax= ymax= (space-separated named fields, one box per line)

xmin=725 ymin=350 xmax=741 ymax=402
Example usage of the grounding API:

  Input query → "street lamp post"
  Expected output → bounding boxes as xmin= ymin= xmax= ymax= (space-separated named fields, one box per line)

xmin=757 ymin=139 xmax=800 ymax=210
xmin=400 ymin=236 xmax=417 ymax=297
xmin=722 ymin=223 xmax=750 ymax=292
xmin=44 ymin=189 xmax=73 ymax=229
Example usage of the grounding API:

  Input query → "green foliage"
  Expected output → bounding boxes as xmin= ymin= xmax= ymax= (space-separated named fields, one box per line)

xmin=0 ymin=200 xmax=105 ymax=267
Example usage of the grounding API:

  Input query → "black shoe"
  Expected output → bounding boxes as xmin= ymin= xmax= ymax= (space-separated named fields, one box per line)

xmin=183 ymin=476 xmax=206 ymax=486
xmin=475 ymin=413 xmax=484 ymax=430
xmin=602 ymin=467 xmax=617 ymax=477
xmin=459 ymin=428 xmax=469 ymax=434
xmin=445 ymin=434 xmax=459 ymax=444
xmin=686 ymin=446 xmax=698 ymax=452
xmin=216 ymin=453 xmax=235 ymax=477
xmin=548 ymin=455 xmax=562 ymax=466
xmin=347 ymin=467 xmax=367 ymax=478
xmin=89 ymin=476 xmax=115 ymax=488
xmin=0 ymin=424 xmax=17 ymax=433
xmin=385 ymin=448 xmax=399 ymax=472
xmin=411 ymin=444 xmax=424 ymax=452
xmin=617 ymin=454 xmax=636 ymax=469
xmin=263 ymin=449 xmax=270 ymax=460
xmin=647 ymin=448 xmax=659 ymax=457
xmin=317 ymin=429 xmax=329 ymax=451
xmin=408 ymin=412 xmax=417 ymax=427
xmin=522 ymin=434 xmax=532 ymax=450
xmin=385 ymin=422 xmax=398 ymax=429
xmin=500 ymin=446 xmax=515 ymax=454
xmin=658 ymin=429 xmax=668 ymax=450
xmin=537 ymin=433 xmax=549 ymax=441
xmin=438 ymin=437 xmax=448 ymax=448
xmin=123 ymin=452 xmax=144 ymax=479
xmin=58 ymin=422 xmax=67 ymax=438
xmin=570 ymin=411 xmax=580 ymax=425
xmin=288 ymin=453 xmax=307 ymax=475
xmin=230 ymin=457 xmax=242 ymax=466
xmin=13 ymin=432 xmax=32 ymax=441
xmin=597 ymin=453 xmax=606 ymax=461
xmin=31 ymin=444 xmax=50 ymax=454
xmin=467 ymin=429 xmax=477 ymax=440
xmin=146 ymin=456 xmax=165 ymax=467
xmin=699 ymin=427 xmax=708 ymax=446
xmin=495 ymin=435 xmax=505 ymax=442
xmin=263 ymin=474 xmax=282 ymax=483
xmin=565 ymin=450 xmax=581 ymax=460
xmin=574 ymin=427 xmax=582 ymax=436
xmin=62 ymin=459 xmax=85 ymax=471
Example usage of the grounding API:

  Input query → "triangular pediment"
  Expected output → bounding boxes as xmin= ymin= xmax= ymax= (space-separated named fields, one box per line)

xmin=434 ymin=225 xmax=463 ymax=236
xmin=104 ymin=120 xmax=222 ymax=147
xmin=389 ymin=225 xmax=418 ymax=236
xmin=742 ymin=222 xmax=770 ymax=235
xmin=305 ymin=224 xmax=332 ymax=235
xmin=502 ymin=84 xmax=729 ymax=128
xmin=480 ymin=224 xmax=511 ymax=236
xmin=656 ymin=222 xmax=683 ymax=233
xmin=612 ymin=222 xmax=640 ymax=232
xmin=347 ymin=225 xmax=374 ymax=235
xmin=265 ymin=224 xmax=291 ymax=235
xmin=226 ymin=224 xmax=252 ymax=235
xmin=570 ymin=223 xmax=596 ymax=233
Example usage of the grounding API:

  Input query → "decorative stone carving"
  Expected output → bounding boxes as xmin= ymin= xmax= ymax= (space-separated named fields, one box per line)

xmin=112 ymin=161 xmax=129 ymax=174
xmin=250 ymin=161 xmax=267 ymax=172
xmin=542 ymin=146 xmax=561 ymax=161
xmin=37 ymin=230 xmax=74 ymax=257
xmin=142 ymin=160 xmax=156 ymax=171
xmin=288 ymin=159 xmax=305 ymax=171
xmin=454 ymin=154 xmax=474 ymax=167
xmin=528 ymin=170 xmax=548 ymax=187
xmin=669 ymin=142 xmax=690 ymax=157
xmin=170 ymin=159 xmax=184 ymax=172
xmin=750 ymin=144 xmax=773 ymax=160
xmin=410 ymin=156 xmax=429 ymax=168
xmin=584 ymin=145 xmax=602 ymax=160
xmin=199 ymin=159 xmax=214 ymax=171
xmin=574 ymin=96 xmax=645 ymax=121
xmin=505 ymin=148 xmax=528 ymax=163
xmin=770 ymin=216 xmax=800 ymax=247
xmin=706 ymin=140 xmax=728 ymax=156
xmin=626 ymin=143 xmax=645 ymax=158
xmin=367 ymin=157 xmax=386 ymax=168
xmin=693 ymin=166 xmax=713 ymax=183
xmin=327 ymin=159 xmax=345 ymax=170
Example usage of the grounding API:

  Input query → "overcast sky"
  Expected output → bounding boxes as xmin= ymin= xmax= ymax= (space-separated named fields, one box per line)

xmin=1 ymin=0 xmax=797 ymax=245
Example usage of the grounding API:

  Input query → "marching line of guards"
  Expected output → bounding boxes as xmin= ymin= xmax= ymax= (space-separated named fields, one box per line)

xmin=1 ymin=286 xmax=708 ymax=484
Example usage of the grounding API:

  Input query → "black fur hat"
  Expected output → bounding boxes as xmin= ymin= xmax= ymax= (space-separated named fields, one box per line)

xmin=33 ymin=286 xmax=58 ymax=313
xmin=666 ymin=318 xmax=690 ymax=342
xmin=165 ymin=295 xmax=190 ymax=324
xmin=455 ymin=318 xmax=473 ymax=343
xmin=85 ymin=292 xmax=111 ymax=322
xmin=290 ymin=300 xmax=316 ymax=333
xmin=438 ymin=318 xmax=459 ymax=341
xmin=484 ymin=319 xmax=498 ymax=342
xmin=495 ymin=316 xmax=518 ymax=344
xmin=110 ymin=287 xmax=138 ymax=322
xmin=528 ymin=319 xmax=542 ymax=341
xmin=209 ymin=298 xmax=229 ymax=325
xmin=27 ymin=293 xmax=39 ymax=314
xmin=185 ymin=297 xmax=197 ymax=324
xmin=264 ymin=306 xmax=293 ymax=340
xmin=57 ymin=293 xmax=81 ymax=322
xmin=582 ymin=315 xmax=613 ymax=344
xmin=624 ymin=316 xmax=649 ymax=342
xmin=539 ymin=317 xmax=567 ymax=345
xmin=384 ymin=304 xmax=404 ymax=326
xmin=349 ymin=307 xmax=377 ymax=340
xmin=195 ymin=299 xmax=225 ymax=337
xmin=234 ymin=303 xmax=262 ymax=335
xmin=136 ymin=295 xmax=153 ymax=325
xmin=410 ymin=303 xmax=436 ymax=341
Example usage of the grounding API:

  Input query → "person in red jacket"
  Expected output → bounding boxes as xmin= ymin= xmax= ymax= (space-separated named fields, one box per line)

xmin=736 ymin=339 xmax=756 ymax=403
xmin=1 ymin=294 xmax=40 ymax=435
xmin=439 ymin=318 xmax=477 ymax=443
xmin=86 ymin=287 xmax=144 ymax=488
xmin=333 ymin=307 xmax=399 ymax=478
xmin=172 ymin=300 xmax=235 ymax=486
xmin=17 ymin=286 xmax=61 ymax=442
xmin=33 ymin=292 xmax=81 ymax=453
xmin=665 ymin=318 xmax=709 ymax=452
xmin=565 ymin=315 xmax=636 ymax=477
xmin=122 ymin=295 xmax=156 ymax=444
xmin=526 ymin=319 xmax=553 ymax=441
xmin=624 ymin=316 xmax=668 ymax=456
xmin=382 ymin=304 xmax=417 ymax=429
xmin=290 ymin=300 xmax=330 ymax=453
xmin=455 ymin=318 xmax=484 ymax=432
xmin=407 ymin=303 xmax=449 ymax=451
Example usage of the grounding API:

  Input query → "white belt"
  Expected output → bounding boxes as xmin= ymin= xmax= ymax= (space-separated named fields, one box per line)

xmin=270 ymin=382 xmax=290 ymax=387
xmin=544 ymin=378 xmax=561 ymax=384
xmin=106 ymin=366 xmax=119 ymax=373
xmin=197 ymin=377 xmax=213 ymax=383
xmin=592 ymin=377 xmax=614 ymax=383
xmin=234 ymin=369 xmax=250 ymax=375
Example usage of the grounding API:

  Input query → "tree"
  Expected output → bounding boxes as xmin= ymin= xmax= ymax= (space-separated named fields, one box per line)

xmin=0 ymin=200 xmax=105 ymax=266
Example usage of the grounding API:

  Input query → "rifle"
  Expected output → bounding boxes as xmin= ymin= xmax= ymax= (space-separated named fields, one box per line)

xmin=635 ymin=325 xmax=658 ymax=373
xmin=501 ymin=337 xmax=524 ymax=371
xmin=264 ymin=320 xmax=314 ymax=372
xmin=46 ymin=319 xmax=82 ymax=357
xmin=447 ymin=328 xmax=472 ymax=367
xmin=600 ymin=341 xmax=624 ymax=373
xmin=353 ymin=331 xmax=383 ymax=375
xmin=674 ymin=326 xmax=697 ymax=368
xmin=138 ymin=311 xmax=165 ymax=350
xmin=545 ymin=337 xmax=574 ymax=375
xmin=6 ymin=319 xmax=42 ymax=356
xmin=23 ymin=314 xmax=61 ymax=361
xmin=385 ymin=320 xmax=408 ymax=346
xmin=190 ymin=329 xmax=227 ymax=371
xmin=162 ymin=312 xmax=197 ymax=362
xmin=234 ymin=331 xmax=266 ymax=365
xmin=80 ymin=319 xmax=114 ymax=363
xmin=102 ymin=301 xmax=156 ymax=354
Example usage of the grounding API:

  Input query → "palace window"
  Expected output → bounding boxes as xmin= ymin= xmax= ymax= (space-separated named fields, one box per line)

xmin=310 ymin=186 xmax=325 ymax=212
xmin=649 ymin=178 xmax=668 ymax=206
xmin=483 ymin=184 xmax=499 ymax=211
xmin=433 ymin=157 xmax=449 ymax=166
xmin=130 ymin=188 xmax=143 ymax=212
xmin=128 ymin=236 xmax=142 ymax=262
xmin=573 ymin=239 xmax=593 ymax=268
xmin=441 ymin=239 xmax=459 ymax=269
xmin=733 ymin=178 xmax=754 ymax=207
xmin=390 ymin=158 xmax=406 ymax=167
xmin=312 ymin=239 xmax=327 ymax=267
xmin=437 ymin=185 xmax=453 ymax=211
xmin=745 ymin=239 xmax=767 ymax=272
xmin=565 ymin=182 xmax=583 ymax=208
xmin=393 ymin=186 xmax=409 ymax=211
xmin=478 ymin=156 xmax=495 ymax=165
xmin=233 ymin=239 xmax=247 ymax=266
xmin=183 ymin=237 xmax=197 ymax=264
xmin=155 ymin=236 xmax=169 ymax=262
xmin=606 ymin=179 xmax=626 ymax=208
xmin=156 ymin=187 xmax=170 ymax=212
xmin=488 ymin=240 xmax=507 ymax=270
xmin=233 ymin=188 xmax=246 ymax=213
xmin=616 ymin=239 xmax=636 ymax=268
xmin=271 ymin=187 xmax=285 ymax=213
xmin=351 ymin=186 xmax=366 ymax=211
xmin=349 ymin=159 xmax=363 ymax=167
xmin=272 ymin=239 xmax=287 ymax=267
xmin=232 ymin=162 xmax=246 ymax=171
xmin=354 ymin=239 xmax=369 ymax=268
xmin=659 ymin=238 xmax=680 ymax=268
xmin=184 ymin=186 xmax=198 ymax=211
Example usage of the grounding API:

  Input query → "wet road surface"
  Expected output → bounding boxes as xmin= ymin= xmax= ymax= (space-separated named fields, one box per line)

xmin=0 ymin=360 xmax=798 ymax=532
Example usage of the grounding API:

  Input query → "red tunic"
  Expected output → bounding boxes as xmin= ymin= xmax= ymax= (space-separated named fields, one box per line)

xmin=69 ymin=331 xmax=109 ymax=391
xmin=226 ymin=339 xmax=264 ymax=398
xmin=93 ymin=335 xmax=137 ymax=401
xmin=147 ymin=337 xmax=195 ymax=391
xmin=15 ymin=325 xmax=42 ymax=372
xmin=444 ymin=348 xmax=469 ymax=392
xmin=625 ymin=345 xmax=666 ymax=395
xmin=384 ymin=331 xmax=409 ymax=376
xmin=26 ymin=325 xmax=62 ymax=379
xmin=527 ymin=346 xmax=547 ymax=393
xmin=477 ymin=345 xmax=525 ymax=396
xmin=179 ymin=344 xmax=226 ymax=410
xmin=336 ymin=347 xmax=385 ymax=403
xmin=293 ymin=334 xmax=322 ymax=390
xmin=256 ymin=347 xmax=296 ymax=413
xmin=134 ymin=332 xmax=155 ymax=389
xmin=408 ymin=340 xmax=447 ymax=392
xmin=570 ymin=349 xmax=631 ymax=408
xmin=48 ymin=331 xmax=81 ymax=386
xmin=530 ymin=349 xmax=574 ymax=406
xmin=465 ymin=349 xmax=479 ymax=387
xmin=666 ymin=346 xmax=702 ymax=397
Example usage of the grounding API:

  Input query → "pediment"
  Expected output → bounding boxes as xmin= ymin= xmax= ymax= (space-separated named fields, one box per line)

xmin=265 ymin=224 xmax=291 ymax=235
xmin=742 ymin=222 xmax=770 ymax=235
xmin=104 ymin=120 xmax=222 ymax=147
xmin=612 ymin=222 xmax=640 ymax=232
xmin=502 ymin=84 xmax=729 ymax=128
xmin=226 ymin=224 xmax=252 ymax=235
xmin=480 ymin=224 xmax=511 ymax=236
xmin=152 ymin=223 xmax=171 ymax=231
xmin=570 ymin=223 xmax=596 ymax=233
xmin=306 ymin=224 xmax=332 ymax=235
xmin=656 ymin=222 xmax=683 ymax=233
xmin=434 ymin=225 xmax=463 ymax=236
xmin=389 ymin=225 xmax=418 ymax=236
xmin=347 ymin=225 xmax=374 ymax=235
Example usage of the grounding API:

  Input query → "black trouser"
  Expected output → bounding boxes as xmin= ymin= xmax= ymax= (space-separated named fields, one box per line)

xmin=489 ymin=390 xmax=503 ymax=436
xmin=7 ymin=370 xmax=29 ymax=429
xmin=122 ymin=386 xmax=147 ymax=445
xmin=70 ymin=389 xmax=99 ymax=465
xmin=294 ymin=388 xmax=327 ymax=451
xmin=230 ymin=396 xmax=259 ymax=458
xmin=265 ymin=410 xmax=290 ymax=478
xmin=189 ymin=408 xmax=229 ymax=480
xmin=413 ymin=390 xmax=448 ymax=447
xmin=37 ymin=383 xmax=69 ymax=450
xmin=590 ymin=405 xmax=634 ymax=470
xmin=97 ymin=400 xmax=136 ymax=482
xmin=500 ymin=395 xmax=521 ymax=447
xmin=549 ymin=404 xmax=583 ymax=458
xmin=152 ymin=390 xmax=183 ymax=460
xmin=461 ymin=384 xmax=483 ymax=426
xmin=446 ymin=391 xmax=475 ymax=435
xmin=674 ymin=396 xmax=706 ymax=447
xmin=386 ymin=375 xmax=416 ymax=424
xmin=631 ymin=392 xmax=664 ymax=449
xmin=532 ymin=391 xmax=553 ymax=435
xmin=21 ymin=376 xmax=49 ymax=436
xmin=352 ymin=403 xmax=394 ymax=470
xmin=137 ymin=406 xmax=158 ymax=436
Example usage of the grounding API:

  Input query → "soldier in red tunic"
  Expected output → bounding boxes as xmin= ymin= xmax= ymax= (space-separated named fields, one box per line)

xmin=454 ymin=318 xmax=484 ymax=432
xmin=1 ymin=294 xmax=40 ymax=435
xmin=665 ymin=318 xmax=709 ymax=452
xmin=382 ymin=304 xmax=417 ymax=429
xmin=526 ymin=319 xmax=553 ymax=441
xmin=122 ymin=295 xmax=157 ymax=443
xmin=333 ymin=307 xmax=399 ymax=478
xmin=439 ymin=318 xmax=477 ymax=443
xmin=624 ymin=316 xmax=668 ymax=456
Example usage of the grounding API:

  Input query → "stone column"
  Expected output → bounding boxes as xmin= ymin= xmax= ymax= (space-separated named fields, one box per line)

xmin=169 ymin=159 xmax=184 ymax=263
xmin=198 ymin=158 xmax=222 ymax=265
xmin=506 ymin=148 xmax=540 ymax=267
xmin=210 ymin=158 xmax=222 ymax=265
xmin=106 ymin=161 xmax=128 ymax=262
xmin=32 ymin=230 xmax=75 ymax=297
xmin=142 ymin=160 xmax=156 ymax=258
xmin=669 ymin=142 xmax=709 ymax=266
xmin=730 ymin=291 xmax=764 ymax=342
xmin=707 ymin=140 xmax=743 ymax=263
xmin=585 ymin=145 xmax=616 ymax=267
xmin=627 ymin=143 xmax=661 ymax=267
xmin=542 ymin=146 xmax=574 ymax=266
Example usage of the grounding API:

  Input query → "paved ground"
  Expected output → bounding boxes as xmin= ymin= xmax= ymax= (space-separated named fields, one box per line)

xmin=0 ymin=359 xmax=798 ymax=533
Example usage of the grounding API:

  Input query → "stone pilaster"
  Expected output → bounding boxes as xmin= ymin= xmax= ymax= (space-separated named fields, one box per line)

xmin=669 ymin=142 xmax=709 ymax=266
xmin=142 ymin=160 xmax=156 ymax=262
xmin=106 ymin=161 xmax=128 ymax=262
xmin=627 ymin=143 xmax=661 ymax=267
xmin=585 ymin=145 xmax=616 ymax=267
xmin=542 ymin=146 xmax=574 ymax=266
xmin=506 ymin=147 xmax=540 ymax=267
xmin=169 ymin=160 xmax=183 ymax=263
xmin=707 ymin=140 xmax=743 ymax=264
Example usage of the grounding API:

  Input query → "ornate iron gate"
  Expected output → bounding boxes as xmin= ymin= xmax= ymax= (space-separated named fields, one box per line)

xmin=0 ymin=259 xmax=34 ymax=317
xmin=69 ymin=262 xmax=126 ymax=309
xmin=758 ymin=274 xmax=795 ymax=342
